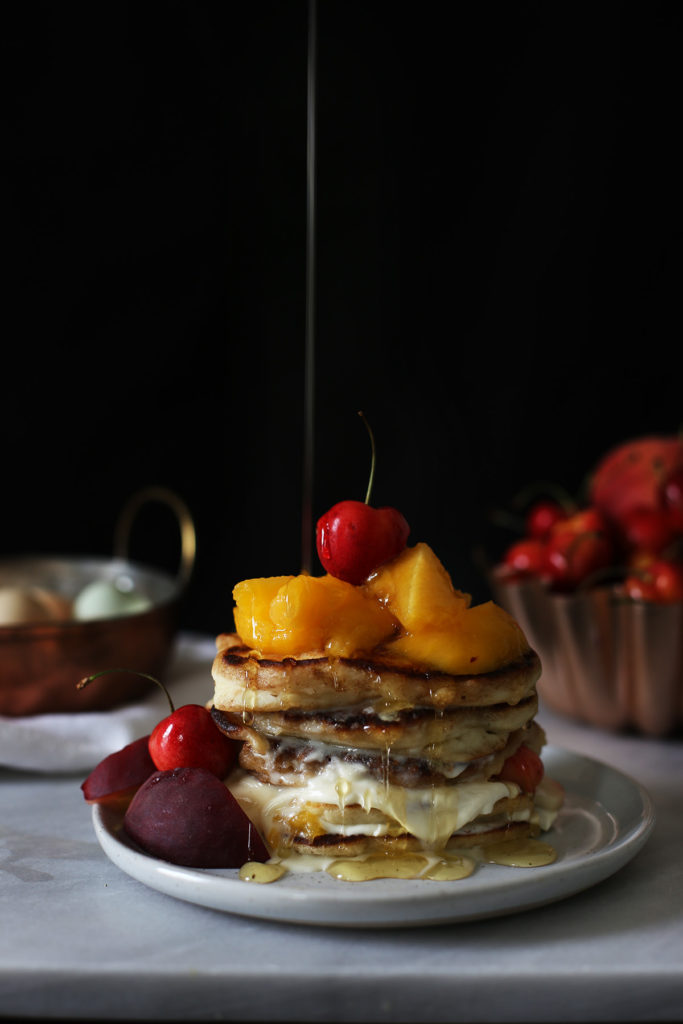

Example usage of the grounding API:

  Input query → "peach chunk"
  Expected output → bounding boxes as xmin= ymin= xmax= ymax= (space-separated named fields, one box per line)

xmin=365 ymin=542 xmax=470 ymax=630
xmin=386 ymin=601 xmax=530 ymax=675
xmin=233 ymin=574 xmax=398 ymax=659
xmin=366 ymin=543 xmax=529 ymax=674
xmin=233 ymin=576 xmax=293 ymax=652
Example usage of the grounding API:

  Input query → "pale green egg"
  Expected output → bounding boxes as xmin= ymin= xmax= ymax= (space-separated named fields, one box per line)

xmin=73 ymin=577 xmax=153 ymax=621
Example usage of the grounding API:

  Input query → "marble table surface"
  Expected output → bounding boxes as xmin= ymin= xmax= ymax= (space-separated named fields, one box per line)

xmin=1 ymin=634 xmax=682 ymax=1023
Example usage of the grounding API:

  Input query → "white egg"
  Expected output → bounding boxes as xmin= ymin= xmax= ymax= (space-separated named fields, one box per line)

xmin=0 ymin=586 xmax=72 ymax=625
xmin=73 ymin=577 xmax=153 ymax=621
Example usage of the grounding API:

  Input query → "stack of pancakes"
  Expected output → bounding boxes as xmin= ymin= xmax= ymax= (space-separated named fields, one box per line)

xmin=210 ymin=632 xmax=557 ymax=860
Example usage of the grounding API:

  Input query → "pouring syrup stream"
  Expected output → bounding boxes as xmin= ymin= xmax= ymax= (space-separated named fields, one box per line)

xmin=240 ymin=5 xmax=561 ymax=885
xmin=301 ymin=0 xmax=317 ymax=576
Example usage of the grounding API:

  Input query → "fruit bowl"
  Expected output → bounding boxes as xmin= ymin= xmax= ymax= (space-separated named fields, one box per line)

xmin=0 ymin=488 xmax=196 ymax=717
xmin=490 ymin=575 xmax=683 ymax=737
xmin=489 ymin=434 xmax=683 ymax=737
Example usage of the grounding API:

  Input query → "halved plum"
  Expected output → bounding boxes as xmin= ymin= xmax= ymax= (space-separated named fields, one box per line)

xmin=123 ymin=766 xmax=270 ymax=868
xmin=81 ymin=735 xmax=156 ymax=810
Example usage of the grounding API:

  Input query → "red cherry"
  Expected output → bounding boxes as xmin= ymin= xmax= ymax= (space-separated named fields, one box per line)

xmin=78 ymin=669 xmax=239 ymax=782
xmin=149 ymin=704 xmax=238 ymax=779
xmin=498 ymin=745 xmax=544 ymax=793
xmin=525 ymin=500 xmax=568 ymax=540
xmin=316 ymin=500 xmax=410 ymax=584
xmin=316 ymin=412 xmax=410 ymax=584
xmin=624 ymin=559 xmax=683 ymax=603
xmin=618 ymin=506 xmax=676 ymax=556
xmin=501 ymin=537 xmax=547 ymax=578
xmin=544 ymin=507 xmax=614 ymax=591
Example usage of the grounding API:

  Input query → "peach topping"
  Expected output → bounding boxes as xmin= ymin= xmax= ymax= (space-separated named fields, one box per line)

xmin=232 ymin=543 xmax=529 ymax=675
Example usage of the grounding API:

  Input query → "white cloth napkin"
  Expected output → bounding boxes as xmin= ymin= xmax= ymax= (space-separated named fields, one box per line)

xmin=0 ymin=633 xmax=217 ymax=774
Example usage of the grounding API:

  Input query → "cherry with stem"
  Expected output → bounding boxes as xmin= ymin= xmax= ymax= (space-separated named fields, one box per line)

xmin=78 ymin=668 xmax=238 ymax=779
xmin=315 ymin=413 xmax=410 ymax=585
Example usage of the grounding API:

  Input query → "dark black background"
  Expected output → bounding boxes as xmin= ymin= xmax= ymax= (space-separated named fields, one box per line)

xmin=3 ymin=2 xmax=681 ymax=635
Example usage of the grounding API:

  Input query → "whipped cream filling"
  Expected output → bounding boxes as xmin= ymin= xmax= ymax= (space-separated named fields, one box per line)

xmin=229 ymin=757 xmax=521 ymax=849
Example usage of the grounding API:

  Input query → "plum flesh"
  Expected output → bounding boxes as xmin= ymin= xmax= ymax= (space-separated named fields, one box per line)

xmin=81 ymin=735 xmax=155 ymax=810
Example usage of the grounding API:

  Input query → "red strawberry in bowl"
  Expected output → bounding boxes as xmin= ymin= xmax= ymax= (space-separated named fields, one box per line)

xmin=590 ymin=435 xmax=683 ymax=527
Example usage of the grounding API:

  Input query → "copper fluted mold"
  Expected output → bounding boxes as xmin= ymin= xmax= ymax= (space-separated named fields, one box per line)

xmin=492 ymin=577 xmax=683 ymax=737
xmin=0 ymin=488 xmax=196 ymax=717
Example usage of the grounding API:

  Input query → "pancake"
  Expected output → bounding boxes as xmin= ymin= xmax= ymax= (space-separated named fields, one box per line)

xmin=212 ymin=633 xmax=542 ymax=713
xmin=211 ymin=692 xmax=538 ymax=755
xmin=214 ymin=713 xmax=544 ymax=788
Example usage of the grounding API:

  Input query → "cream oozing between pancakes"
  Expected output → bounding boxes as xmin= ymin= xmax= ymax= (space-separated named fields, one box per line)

xmin=229 ymin=760 xmax=523 ymax=850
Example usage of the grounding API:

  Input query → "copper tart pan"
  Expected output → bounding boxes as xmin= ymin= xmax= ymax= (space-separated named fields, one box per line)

xmin=492 ymin=576 xmax=683 ymax=737
xmin=0 ymin=488 xmax=196 ymax=717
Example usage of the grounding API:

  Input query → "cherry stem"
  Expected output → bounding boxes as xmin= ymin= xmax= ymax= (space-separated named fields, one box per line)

xmin=489 ymin=507 xmax=526 ymax=534
xmin=358 ymin=410 xmax=376 ymax=505
xmin=77 ymin=668 xmax=174 ymax=714
xmin=510 ymin=480 xmax=576 ymax=514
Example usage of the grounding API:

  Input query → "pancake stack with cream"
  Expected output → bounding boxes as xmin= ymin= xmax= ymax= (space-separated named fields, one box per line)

xmin=210 ymin=540 xmax=563 ymax=868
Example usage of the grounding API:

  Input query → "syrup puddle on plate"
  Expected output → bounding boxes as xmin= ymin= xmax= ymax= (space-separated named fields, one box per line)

xmin=239 ymin=862 xmax=288 ymax=884
xmin=239 ymin=838 xmax=556 ymax=885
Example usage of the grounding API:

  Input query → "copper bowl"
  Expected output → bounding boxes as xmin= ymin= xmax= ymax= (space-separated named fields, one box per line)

xmin=0 ymin=488 xmax=196 ymax=717
xmin=492 ymin=575 xmax=683 ymax=737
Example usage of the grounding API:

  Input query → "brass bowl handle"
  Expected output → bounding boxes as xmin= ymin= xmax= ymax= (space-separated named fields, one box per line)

xmin=113 ymin=486 xmax=196 ymax=590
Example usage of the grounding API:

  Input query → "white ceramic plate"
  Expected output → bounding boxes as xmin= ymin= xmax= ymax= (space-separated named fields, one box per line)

xmin=92 ymin=746 xmax=654 ymax=928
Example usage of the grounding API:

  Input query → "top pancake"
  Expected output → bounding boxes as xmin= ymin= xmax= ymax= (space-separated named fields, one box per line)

xmin=211 ymin=633 xmax=541 ymax=714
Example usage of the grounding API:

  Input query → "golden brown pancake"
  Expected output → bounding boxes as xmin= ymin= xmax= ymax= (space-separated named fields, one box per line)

xmin=219 ymin=719 xmax=544 ymax=791
xmin=212 ymin=692 xmax=538 ymax=754
xmin=212 ymin=633 xmax=541 ymax=713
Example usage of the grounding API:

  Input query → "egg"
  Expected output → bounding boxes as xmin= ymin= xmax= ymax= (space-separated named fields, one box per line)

xmin=73 ymin=577 xmax=153 ymax=621
xmin=0 ymin=586 xmax=72 ymax=625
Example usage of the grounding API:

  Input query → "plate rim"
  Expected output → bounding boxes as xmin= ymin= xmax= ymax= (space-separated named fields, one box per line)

xmin=91 ymin=745 xmax=655 ymax=928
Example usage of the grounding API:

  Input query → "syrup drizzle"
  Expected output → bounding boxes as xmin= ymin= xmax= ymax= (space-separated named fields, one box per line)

xmin=240 ymin=839 xmax=556 ymax=885
xmin=483 ymin=838 xmax=557 ymax=868
xmin=240 ymin=862 xmax=287 ymax=884
xmin=301 ymin=0 xmax=317 ymax=577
